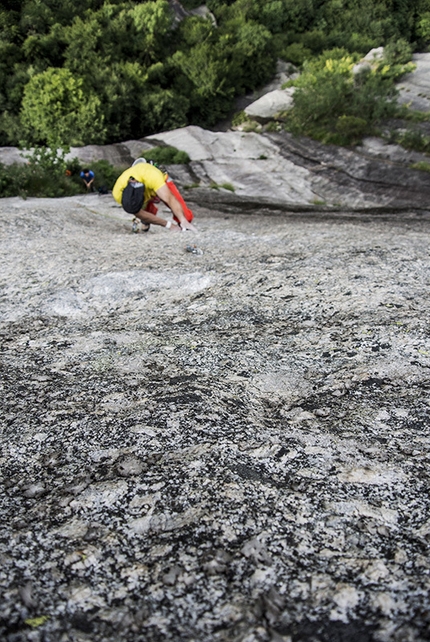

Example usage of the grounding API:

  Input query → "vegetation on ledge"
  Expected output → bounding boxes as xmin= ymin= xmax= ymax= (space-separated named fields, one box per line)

xmin=0 ymin=0 xmax=429 ymax=151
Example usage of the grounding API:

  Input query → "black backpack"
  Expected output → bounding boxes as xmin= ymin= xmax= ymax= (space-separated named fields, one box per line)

xmin=122 ymin=180 xmax=145 ymax=214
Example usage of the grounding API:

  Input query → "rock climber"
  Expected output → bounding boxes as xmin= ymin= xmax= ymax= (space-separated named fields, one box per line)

xmin=80 ymin=168 xmax=95 ymax=192
xmin=112 ymin=158 xmax=195 ymax=233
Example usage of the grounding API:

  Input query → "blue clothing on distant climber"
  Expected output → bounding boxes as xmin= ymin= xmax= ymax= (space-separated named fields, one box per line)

xmin=80 ymin=169 xmax=95 ymax=192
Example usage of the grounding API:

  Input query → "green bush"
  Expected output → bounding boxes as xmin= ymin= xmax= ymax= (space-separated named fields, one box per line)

xmin=282 ymin=42 xmax=312 ymax=67
xmin=183 ymin=182 xmax=200 ymax=189
xmin=383 ymin=38 xmax=413 ymax=65
xmin=142 ymin=146 xmax=191 ymax=165
xmin=231 ymin=110 xmax=248 ymax=127
xmin=180 ymin=0 xmax=203 ymax=10
xmin=64 ymin=157 xmax=123 ymax=192
xmin=301 ymin=31 xmax=330 ymax=55
xmin=0 ymin=150 xmax=122 ymax=198
xmin=410 ymin=161 xmax=430 ymax=172
xmin=399 ymin=109 xmax=430 ymax=123
xmin=209 ymin=181 xmax=235 ymax=191
xmin=417 ymin=11 xmax=430 ymax=45
xmin=84 ymin=159 xmax=123 ymax=191
xmin=241 ymin=120 xmax=261 ymax=132
xmin=0 ymin=161 xmax=81 ymax=198
xmin=0 ymin=146 xmax=82 ymax=198
xmin=263 ymin=121 xmax=282 ymax=132
xmin=285 ymin=50 xmax=400 ymax=145
xmin=336 ymin=115 xmax=368 ymax=143
xmin=323 ymin=30 xmax=378 ymax=56
xmin=396 ymin=129 xmax=430 ymax=153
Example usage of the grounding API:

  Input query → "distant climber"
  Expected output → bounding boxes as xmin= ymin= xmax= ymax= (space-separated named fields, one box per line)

xmin=80 ymin=168 xmax=95 ymax=192
xmin=112 ymin=158 xmax=195 ymax=233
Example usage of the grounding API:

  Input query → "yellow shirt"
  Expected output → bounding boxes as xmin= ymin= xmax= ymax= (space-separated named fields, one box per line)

xmin=112 ymin=164 xmax=166 ymax=206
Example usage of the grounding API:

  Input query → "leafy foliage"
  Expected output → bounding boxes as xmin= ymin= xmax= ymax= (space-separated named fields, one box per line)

xmin=395 ymin=129 xmax=430 ymax=153
xmin=285 ymin=49 xmax=410 ymax=145
xmin=0 ymin=154 xmax=122 ymax=198
xmin=0 ymin=159 xmax=79 ymax=199
xmin=142 ymin=146 xmax=191 ymax=165
xmin=67 ymin=158 xmax=123 ymax=191
xmin=410 ymin=160 xmax=430 ymax=172
xmin=20 ymin=68 xmax=106 ymax=147
xmin=0 ymin=0 xmax=426 ymax=148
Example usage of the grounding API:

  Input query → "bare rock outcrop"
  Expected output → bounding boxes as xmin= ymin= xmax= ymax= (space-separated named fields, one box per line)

xmin=1 ymin=123 xmax=428 ymax=212
xmin=397 ymin=53 xmax=430 ymax=112
xmin=147 ymin=126 xmax=430 ymax=211
xmin=244 ymin=88 xmax=295 ymax=123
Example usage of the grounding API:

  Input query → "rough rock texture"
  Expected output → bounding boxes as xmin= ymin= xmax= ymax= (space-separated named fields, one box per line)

xmin=65 ymin=140 xmax=152 ymax=168
xmin=360 ymin=137 xmax=430 ymax=166
xmin=150 ymin=127 xmax=430 ymax=210
xmin=242 ymin=60 xmax=299 ymax=123
xmin=353 ymin=48 xmax=385 ymax=75
xmin=2 ymin=125 xmax=429 ymax=214
xmin=168 ymin=0 xmax=215 ymax=25
xmin=1 ymin=193 xmax=430 ymax=642
xmin=397 ymin=53 xmax=430 ymax=112
xmin=0 ymin=140 xmax=154 ymax=169
xmin=253 ymin=60 xmax=298 ymax=97
xmin=244 ymin=89 xmax=295 ymax=122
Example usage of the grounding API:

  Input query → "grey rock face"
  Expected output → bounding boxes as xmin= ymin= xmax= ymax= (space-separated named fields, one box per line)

xmin=244 ymin=88 xmax=295 ymax=122
xmin=360 ymin=136 xmax=430 ymax=166
xmin=151 ymin=126 xmax=430 ymax=211
xmin=353 ymin=47 xmax=385 ymax=75
xmin=397 ymin=53 xmax=430 ymax=112
xmin=0 ymin=194 xmax=429 ymax=641
xmin=0 ymin=140 xmax=149 ymax=169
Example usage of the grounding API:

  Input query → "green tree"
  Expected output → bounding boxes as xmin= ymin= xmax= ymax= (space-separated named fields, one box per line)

xmin=223 ymin=17 xmax=275 ymax=90
xmin=139 ymin=90 xmax=189 ymax=133
xmin=287 ymin=50 xmax=399 ymax=144
xmin=313 ymin=0 xmax=417 ymax=50
xmin=260 ymin=0 xmax=316 ymax=34
xmin=20 ymin=67 xmax=106 ymax=147
xmin=0 ymin=0 xmax=426 ymax=148
xmin=129 ymin=0 xmax=173 ymax=62
xmin=177 ymin=14 xmax=214 ymax=47
xmin=61 ymin=16 xmax=104 ymax=75
xmin=172 ymin=43 xmax=234 ymax=124
xmin=99 ymin=60 xmax=147 ymax=141
xmin=417 ymin=11 xmax=430 ymax=43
